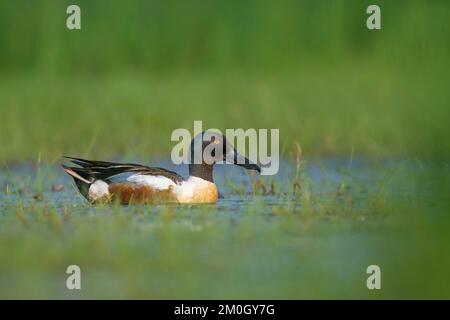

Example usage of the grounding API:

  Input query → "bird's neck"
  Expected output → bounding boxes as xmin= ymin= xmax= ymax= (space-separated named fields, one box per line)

xmin=188 ymin=164 xmax=214 ymax=183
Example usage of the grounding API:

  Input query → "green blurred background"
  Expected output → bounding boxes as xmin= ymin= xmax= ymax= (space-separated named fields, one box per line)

xmin=0 ymin=0 xmax=449 ymax=162
xmin=1 ymin=0 xmax=450 ymax=300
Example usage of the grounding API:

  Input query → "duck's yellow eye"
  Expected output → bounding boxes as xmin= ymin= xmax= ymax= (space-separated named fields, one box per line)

xmin=213 ymin=139 xmax=220 ymax=145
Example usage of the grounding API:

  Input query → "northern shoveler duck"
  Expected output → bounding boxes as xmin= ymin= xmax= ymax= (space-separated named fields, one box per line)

xmin=63 ymin=132 xmax=260 ymax=204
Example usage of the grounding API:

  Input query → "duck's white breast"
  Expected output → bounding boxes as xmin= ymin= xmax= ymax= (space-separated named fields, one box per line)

xmin=173 ymin=176 xmax=218 ymax=203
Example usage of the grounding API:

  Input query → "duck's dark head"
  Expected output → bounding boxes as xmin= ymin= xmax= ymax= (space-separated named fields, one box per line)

xmin=188 ymin=131 xmax=260 ymax=182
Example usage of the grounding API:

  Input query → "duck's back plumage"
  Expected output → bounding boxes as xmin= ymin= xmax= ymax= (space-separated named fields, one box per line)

xmin=63 ymin=156 xmax=186 ymax=204
xmin=63 ymin=156 xmax=184 ymax=183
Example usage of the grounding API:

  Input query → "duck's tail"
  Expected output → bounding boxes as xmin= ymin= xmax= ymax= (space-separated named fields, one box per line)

xmin=62 ymin=160 xmax=95 ymax=200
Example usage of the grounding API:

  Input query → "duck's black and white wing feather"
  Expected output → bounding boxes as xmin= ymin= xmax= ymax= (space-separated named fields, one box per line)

xmin=63 ymin=156 xmax=184 ymax=185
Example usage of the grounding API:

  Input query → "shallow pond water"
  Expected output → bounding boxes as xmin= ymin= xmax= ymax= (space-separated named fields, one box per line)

xmin=0 ymin=156 xmax=439 ymax=214
xmin=0 ymin=157 xmax=448 ymax=299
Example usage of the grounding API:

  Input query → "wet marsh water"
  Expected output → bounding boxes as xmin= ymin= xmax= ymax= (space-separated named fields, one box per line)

xmin=0 ymin=157 xmax=428 ymax=210
xmin=0 ymin=157 xmax=449 ymax=299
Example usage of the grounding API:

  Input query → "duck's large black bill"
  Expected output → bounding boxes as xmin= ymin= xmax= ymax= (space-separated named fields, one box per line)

xmin=237 ymin=161 xmax=261 ymax=173
xmin=228 ymin=149 xmax=261 ymax=173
